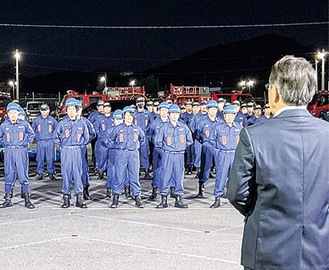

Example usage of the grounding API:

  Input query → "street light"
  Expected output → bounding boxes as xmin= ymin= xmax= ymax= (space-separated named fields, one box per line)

xmin=100 ymin=75 xmax=107 ymax=91
xmin=130 ymin=79 xmax=136 ymax=88
xmin=246 ymin=80 xmax=255 ymax=93
xmin=317 ymin=50 xmax=326 ymax=90
xmin=239 ymin=80 xmax=246 ymax=90
xmin=8 ymin=80 xmax=15 ymax=100
xmin=14 ymin=49 xmax=21 ymax=102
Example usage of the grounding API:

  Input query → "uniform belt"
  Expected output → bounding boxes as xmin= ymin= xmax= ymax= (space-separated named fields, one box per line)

xmin=6 ymin=145 xmax=26 ymax=149
xmin=219 ymin=150 xmax=235 ymax=153
xmin=62 ymin=146 xmax=81 ymax=149
xmin=164 ymin=150 xmax=184 ymax=154
xmin=122 ymin=149 xmax=137 ymax=152
xmin=38 ymin=139 xmax=52 ymax=142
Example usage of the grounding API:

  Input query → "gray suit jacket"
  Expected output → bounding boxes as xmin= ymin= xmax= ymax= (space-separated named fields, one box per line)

xmin=227 ymin=109 xmax=329 ymax=270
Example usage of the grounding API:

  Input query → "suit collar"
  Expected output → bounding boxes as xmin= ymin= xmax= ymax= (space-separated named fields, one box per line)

xmin=274 ymin=108 xmax=311 ymax=118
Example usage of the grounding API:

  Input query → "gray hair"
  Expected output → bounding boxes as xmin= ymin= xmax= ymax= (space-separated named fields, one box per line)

xmin=269 ymin=55 xmax=317 ymax=106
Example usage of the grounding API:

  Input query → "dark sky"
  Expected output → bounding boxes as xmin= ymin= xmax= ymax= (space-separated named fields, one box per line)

xmin=0 ymin=0 xmax=328 ymax=77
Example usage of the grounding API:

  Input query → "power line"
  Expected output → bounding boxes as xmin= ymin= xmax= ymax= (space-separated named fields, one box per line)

xmin=0 ymin=22 xmax=327 ymax=30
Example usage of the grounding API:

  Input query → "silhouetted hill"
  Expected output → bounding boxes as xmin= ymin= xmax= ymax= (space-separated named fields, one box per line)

xmin=146 ymin=34 xmax=313 ymax=90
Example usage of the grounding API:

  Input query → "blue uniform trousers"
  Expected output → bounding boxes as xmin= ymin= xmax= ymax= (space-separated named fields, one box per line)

xmin=81 ymin=146 xmax=89 ymax=188
xmin=193 ymin=140 xmax=202 ymax=168
xmin=199 ymin=142 xmax=216 ymax=183
xmin=4 ymin=148 xmax=30 ymax=194
xmin=95 ymin=140 xmax=108 ymax=171
xmin=106 ymin=149 xmax=116 ymax=189
xmin=139 ymin=142 xmax=149 ymax=169
xmin=214 ymin=150 xmax=235 ymax=197
xmin=61 ymin=147 xmax=83 ymax=195
xmin=160 ymin=151 xmax=184 ymax=196
xmin=151 ymin=147 xmax=162 ymax=189
xmin=185 ymin=144 xmax=193 ymax=166
xmin=36 ymin=140 xmax=55 ymax=174
xmin=113 ymin=150 xmax=141 ymax=196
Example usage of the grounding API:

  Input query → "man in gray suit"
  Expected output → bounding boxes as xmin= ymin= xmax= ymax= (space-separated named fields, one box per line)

xmin=227 ymin=55 xmax=329 ymax=270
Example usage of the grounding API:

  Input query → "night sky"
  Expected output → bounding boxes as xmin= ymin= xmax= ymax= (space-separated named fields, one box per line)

xmin=0 ymin=0 xmax=328 ymax=77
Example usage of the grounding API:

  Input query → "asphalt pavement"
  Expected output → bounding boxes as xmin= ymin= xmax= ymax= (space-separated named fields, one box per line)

xmin=0 ymin=161 xmax=245 ymax=270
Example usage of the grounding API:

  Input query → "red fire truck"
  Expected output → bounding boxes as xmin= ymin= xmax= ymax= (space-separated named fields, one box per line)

xmin=169 ymin=84 xmax=254 ymax=105
xmin=0 ymin=92 xmax=11 ymax=122
xmin=56 ymin=87 xmax=146 ymax=118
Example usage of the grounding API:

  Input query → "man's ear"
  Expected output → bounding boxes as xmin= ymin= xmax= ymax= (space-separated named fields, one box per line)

xmin=273 ymin=86 xmax=280 ymax=103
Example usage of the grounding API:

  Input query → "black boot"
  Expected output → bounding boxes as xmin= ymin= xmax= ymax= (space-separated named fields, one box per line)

xmin=110 ymin=194 xmax=119 ymax=208
xmin=36 ymin=173 xmax=43 ymax=180
xmin=186 ymin=165 xmax=192 ymax=175
xmin=76 ymin=193 xmax=87 ymax=208
xmin=124 ymin=185 xmax=131 ymax=198
xmin=144 ymin=169 xmax=151 ymax=179
xmin=135 ymin=196 xmax=144 ymax=208
xmin=156 ymin=195 xmax=168 ymax=208
xmin=49 ymin=173 xmax=57 ymax=181
xmin=194 ymin=168 xmax=200 ymax=178
xmin=174 ymin=195 xmax=188 ymax=208
xmin=23 ymin=193 xmax=35 ymax=209
xmin=169 ymin=186 xmax=176 ymax=198
xmin=0 ymin=193 xmax=13 ymax=208
xmin=148 ymin=187 xmax=158 ymax=200
xmin=105 ymin=187 xmax=112 ymax=199
xmin=83 ymin=187 xmax=92 ymax=200
xmin=196 ymin=182 xmax=206 ymax=198
xmin=210 ymin=196 xmax=221 ymax=208
xmin=97 ymin=170 xmax=104 ymax=180
xmin=61 ymin=194 xmax=70 ymax=208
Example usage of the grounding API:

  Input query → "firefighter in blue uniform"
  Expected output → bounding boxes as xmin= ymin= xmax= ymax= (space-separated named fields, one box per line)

xmin=32 ymin=103 xmax=58 ymax=180
xmin=190 ymin=100 xmax=208 ymax=177
xmin=0 ymin=102 xmax=35 ymax=209
xmin=76 ymin=102 xmax=96 ymax=200
xmin=154 ymin=104 xmax=193 ymax=208
xmin=53 ymin=98 xmax=90 ymax=208
xmin=232 ymin=100 xmax=247 ymax=127
xmin=179 ymin=101 xmax=194 ymax=175
xmin=195 ymin=100 xmax=221 ymax=198
xmin=94 ymin=101 xmax=112 ymax=179
xmin=210 ymin=105 xmax=242 ymax=208
xmin=216 ymin=98 xmax=225 ymax=120
xmin=101 ymin=109 xmax=123 ymax=198
xmin=247 ymin=104 xmax=262 ymax=126
xmin=88 ymin=100 xmax=104 ymax=171
xmin=254 ymin=103 xmax=272 ymax=124
xmin=146 ymin=102 xmax=169 ymax=200
xmin=108 ymin=106 xmax=145 ymax=208
xmin=134 ymin=97 xmax=153 ymax=178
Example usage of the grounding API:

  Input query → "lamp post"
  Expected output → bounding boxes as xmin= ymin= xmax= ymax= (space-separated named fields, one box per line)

xmin=246 ymin=80 xmax=255 ymax=93
xmin=315 ymin=59 xmax=319 ymax=91
xmin=317 ymin=50 xmax=326 ymax=90
xmin=8 ymin=80 xmax=15 ymax=100
xmin=100 ymin=75 xmax=107 ymax=91
xmin=14 ymin=49 xmax=21 ymax=102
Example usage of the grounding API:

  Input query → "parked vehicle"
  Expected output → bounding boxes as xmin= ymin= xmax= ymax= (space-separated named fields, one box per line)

xmin=25 ymin=101 xmax=44 ymax=123
xmin=307 ymin=90 xmax=329 ymax=117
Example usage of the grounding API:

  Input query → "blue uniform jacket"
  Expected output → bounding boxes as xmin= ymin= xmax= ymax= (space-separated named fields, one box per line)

xmin=189 ymin=112 xmax=207 ymax=132
xmin=32 ymin=115 xmax=58 ymax=141
xmin=179 ymin=112 xmax=193 ymax=127
xmin=134 ymin=109 xmax=152 ymax=132
xmin=108 ymin=123 xmax=145 ymax=151
xmin=80 ymin=116 xmax=96 ymax=143
xmin=0 ymin=118 xmax=35 ymax=147
xmin=146 ymin=116 xmax=169 ymax=144
xmin=211 ymin=121 xmax=242 ymax=151
xmin=195 ymin=116 xmax=221 ymax=145
xmin=53 ymin=117 xmax=90 ymax=147
xmin=154 ymin=121 xmax=193 ymax=152
xmin=94 ymin=114 xmax=113 ymax=139
xmin=88 ymin=110 xmax=101 ymax=124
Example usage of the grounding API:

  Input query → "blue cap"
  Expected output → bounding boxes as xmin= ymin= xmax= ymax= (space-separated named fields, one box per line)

xmin=224 ymin=105 xmax=236 ymax=114
xmin=18 ymin=107 xmax=25 ymax=116
xmin=158 ymin=102 xmax=170 ymax=109
xmin=75 ymin=100 xmax=82 ymax=108
xmin=97 ymin=100 xmax=105 ymax=106
xmin=168 ymin=104 xmax=180 ymax=113
xmin=123 ymin=106 xmax=135 ymax=114
xmin=200 ymin=100 xmax=207 ymax=106
xmin=217 ymin=98 xmax=225 ymax=103
xmin=232 ymin=100 xmax=240 ymax=106
xmin=206 ymin=100 xmax=218 ymax=109
xmin=40 ymin=104 xmax=49 ymax=111
xmin=167 ymin=99 xmax=173 ymax=105
xmin=103 ymin=101 xmax=111 ymax=107
xmin=136 ymin=97 xmax=145 ymax=103
xmin=66 ymin=98 xmax=78 ymax=107
xmin=7 ymin=102 xmax=20 ymax=112
xmin=112 ymin=109 xmax=123 ymax=120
